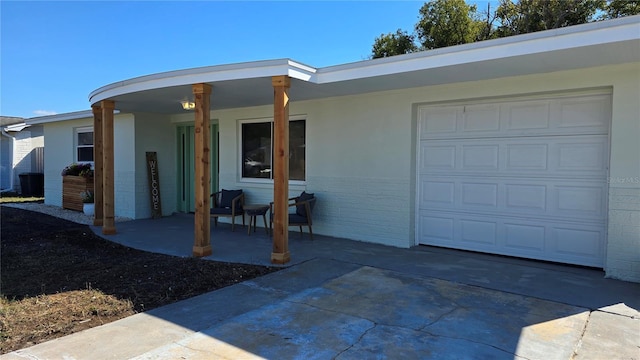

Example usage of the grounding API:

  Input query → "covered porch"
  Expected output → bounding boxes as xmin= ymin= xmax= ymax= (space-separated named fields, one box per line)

xmin=90 ymin=73 xmax=298 ymax=264
xmin=91 ymin=213 xmax=366 ymax=268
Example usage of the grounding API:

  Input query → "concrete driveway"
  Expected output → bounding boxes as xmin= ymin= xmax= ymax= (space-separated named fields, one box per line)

xmin=1 ymin=212 xmax=638 ymax=359
xmin=3 ymin=256 xmax=638 ymax=360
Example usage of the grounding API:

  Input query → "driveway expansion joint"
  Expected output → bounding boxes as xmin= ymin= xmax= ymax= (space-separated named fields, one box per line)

xmin=334 ymin=323 xmax=378 ymax=359
xmin=420 ymin=303 xmax=463 ymax=330
xmin=570 ymin=310 xmax=592 ymax=360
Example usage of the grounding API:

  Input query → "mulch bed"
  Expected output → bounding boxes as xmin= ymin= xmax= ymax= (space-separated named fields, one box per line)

xmin=0 ymin=206 xmax=281 ymax=354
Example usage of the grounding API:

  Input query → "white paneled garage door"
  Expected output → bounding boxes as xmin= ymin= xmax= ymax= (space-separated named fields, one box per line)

xmin=417 ymin=91 xmax=611 ymax=267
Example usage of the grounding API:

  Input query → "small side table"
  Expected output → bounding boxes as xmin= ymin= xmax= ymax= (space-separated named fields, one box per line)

xmin=244 ymin=204 xmax=270 ymax=235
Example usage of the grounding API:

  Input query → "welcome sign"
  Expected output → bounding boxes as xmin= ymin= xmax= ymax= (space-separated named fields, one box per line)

xmin=146 ymin=152 xmax=162 ymax=219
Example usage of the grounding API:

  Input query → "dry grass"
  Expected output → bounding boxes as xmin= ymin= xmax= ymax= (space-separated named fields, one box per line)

xmin=0 ymin=196 xmax=44 ymax=203
xmin=0 ymin=290 xmax=135 ymax=348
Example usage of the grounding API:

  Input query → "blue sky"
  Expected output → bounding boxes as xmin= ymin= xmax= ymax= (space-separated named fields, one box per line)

xmin=1 ymin=1 xmax=493 ymax=118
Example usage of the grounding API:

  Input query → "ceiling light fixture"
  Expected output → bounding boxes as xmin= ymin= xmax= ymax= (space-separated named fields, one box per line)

xmin=181 ymin=101 xmax=196 ymax=110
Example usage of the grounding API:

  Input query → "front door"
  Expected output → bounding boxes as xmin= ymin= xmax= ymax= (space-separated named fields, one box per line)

xmin=177 ymin=124 xmax=218 ymax=213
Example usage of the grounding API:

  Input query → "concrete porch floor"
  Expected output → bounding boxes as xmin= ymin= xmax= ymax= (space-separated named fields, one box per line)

xmin=3 ymin=212 xmax=639 ymax=359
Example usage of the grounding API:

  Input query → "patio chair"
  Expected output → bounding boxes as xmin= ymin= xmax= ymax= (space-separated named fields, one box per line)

xmin=210 ymin=189 xmax=245 ymax=231
xmin=270 ymin=191 xmax=316 ymax=239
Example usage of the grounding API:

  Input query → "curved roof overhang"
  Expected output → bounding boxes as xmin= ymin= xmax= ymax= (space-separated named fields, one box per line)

xmin=83 ymin=15 xmax=638 ymax=115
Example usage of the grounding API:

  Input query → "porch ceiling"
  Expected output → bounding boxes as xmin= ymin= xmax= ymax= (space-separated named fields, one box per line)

xmin=89 ymin=16 xmax=639 ymax=115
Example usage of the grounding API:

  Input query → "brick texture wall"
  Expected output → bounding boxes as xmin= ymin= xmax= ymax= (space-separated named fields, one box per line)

xmin=13 ymin=130 xmax=32 ymax=194
xmin=307 ymin=176 xmax=412 ymax=248
xmin=606 ymin=186 xmax=640 ymax=282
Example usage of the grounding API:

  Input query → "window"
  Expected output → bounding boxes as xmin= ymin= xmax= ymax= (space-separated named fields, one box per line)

xmin=241 ymin=119 xmax=305 ymax=181
xmin=76 ymin=127 xmax=94 ymax=163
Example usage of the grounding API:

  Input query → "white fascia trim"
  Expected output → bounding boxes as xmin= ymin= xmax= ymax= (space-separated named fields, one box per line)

xmin=25 ymin=109 xmax=119 ymax=125
xmin=89 ymin=59 xmax=318 ymax=105
xmin=4 ymin=123 xmax=29 ymax=132
xmin=26 ymin=110 xmax=93 ymax=125
xmin=316 ymin=16 xmax=640 ymax=83
xmin=286 ymin=59 xmax=317 ymax=81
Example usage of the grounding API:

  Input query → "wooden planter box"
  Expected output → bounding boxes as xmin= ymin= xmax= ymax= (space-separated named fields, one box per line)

xmin=62 ymin=175 xmax=94 ymax=211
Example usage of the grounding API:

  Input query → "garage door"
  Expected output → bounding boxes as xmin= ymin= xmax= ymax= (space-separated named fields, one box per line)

xmin=417 ymin=91 xmax=611 ymax=267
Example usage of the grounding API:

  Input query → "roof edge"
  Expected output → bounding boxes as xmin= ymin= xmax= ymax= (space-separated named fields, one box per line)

xmin=25 ymin=110 xmax=120 ymax=125
xmin=4 ymin=123 xmax=30 ymax=132
xmin=321 ymin=14 xmax=640 ymax=74
xmin=316 ymin=15 xmax=640 ymax=83
xmin=89 ymin=59 xmax=318 ymax=106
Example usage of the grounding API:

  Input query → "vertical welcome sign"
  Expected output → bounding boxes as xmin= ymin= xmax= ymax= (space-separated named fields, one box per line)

xmin=146 ymin=152 xmax=162 ymax=218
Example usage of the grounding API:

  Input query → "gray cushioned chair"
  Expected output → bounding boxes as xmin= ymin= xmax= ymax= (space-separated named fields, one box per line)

xmin=210 ymin=189 xmax=245 ymax=231
xmin=270 ymin=191 xmax=316 ymax=239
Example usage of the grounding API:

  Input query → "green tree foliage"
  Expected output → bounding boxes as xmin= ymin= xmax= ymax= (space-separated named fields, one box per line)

xmin=602 ymin=0 xmax=640 ymax=18
xmin=371 ymin=29 xmax=418 ymax=59
xmin=370 ymin=0 xmax=637 ymax=58
xmin=415 ymin=0 xmax=483 ymax=49
xmin=495 ymin=0 xmax=604 ymax=36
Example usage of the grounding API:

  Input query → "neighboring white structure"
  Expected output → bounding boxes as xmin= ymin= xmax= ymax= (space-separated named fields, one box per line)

xmin=27 ymin=16 xmax=640 ymax=282
xmin=0 ymin=117 xmax=44 ymax=194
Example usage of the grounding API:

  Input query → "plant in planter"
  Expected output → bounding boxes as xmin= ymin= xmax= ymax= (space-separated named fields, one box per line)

xmin=61 ymin=163 xmax=92 ymax=177
xmin=62 ymin=163 xmax=94 ymax=211
xmin=81 ymin=190 xmax=94 ymax=203
xmin=81 ymin=190 xmax=95 ymax=216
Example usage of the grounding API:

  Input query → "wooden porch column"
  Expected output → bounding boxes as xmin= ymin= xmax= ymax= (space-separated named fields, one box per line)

xmin=192 ymin=83 xmax=212 ymax=257
xmin=101 ymin=100 xmax=116 ymax=235
xmin=91 ymin=105 xmax=104 ymax=226
xmin=271 ymin=75 xmax=291 ymax=264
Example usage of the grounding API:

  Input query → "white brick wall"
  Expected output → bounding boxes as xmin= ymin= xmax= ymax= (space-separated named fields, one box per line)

xmin=220 ymin=175 xmax=413 ymax=248
xmin=114 ymin=170 xmax=136 ymax=219
xmin=13 ymin=130 xmax=32 ymax=193
xmin=606 ymin=186 xmax=640 ymax=282
xmin=11 ymin=127 xmax=44 ymax=194
xmin=308 ymin=176 xmax=411 ymax=247
xmin=133 ymin=113 xmax=176 ymax=218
